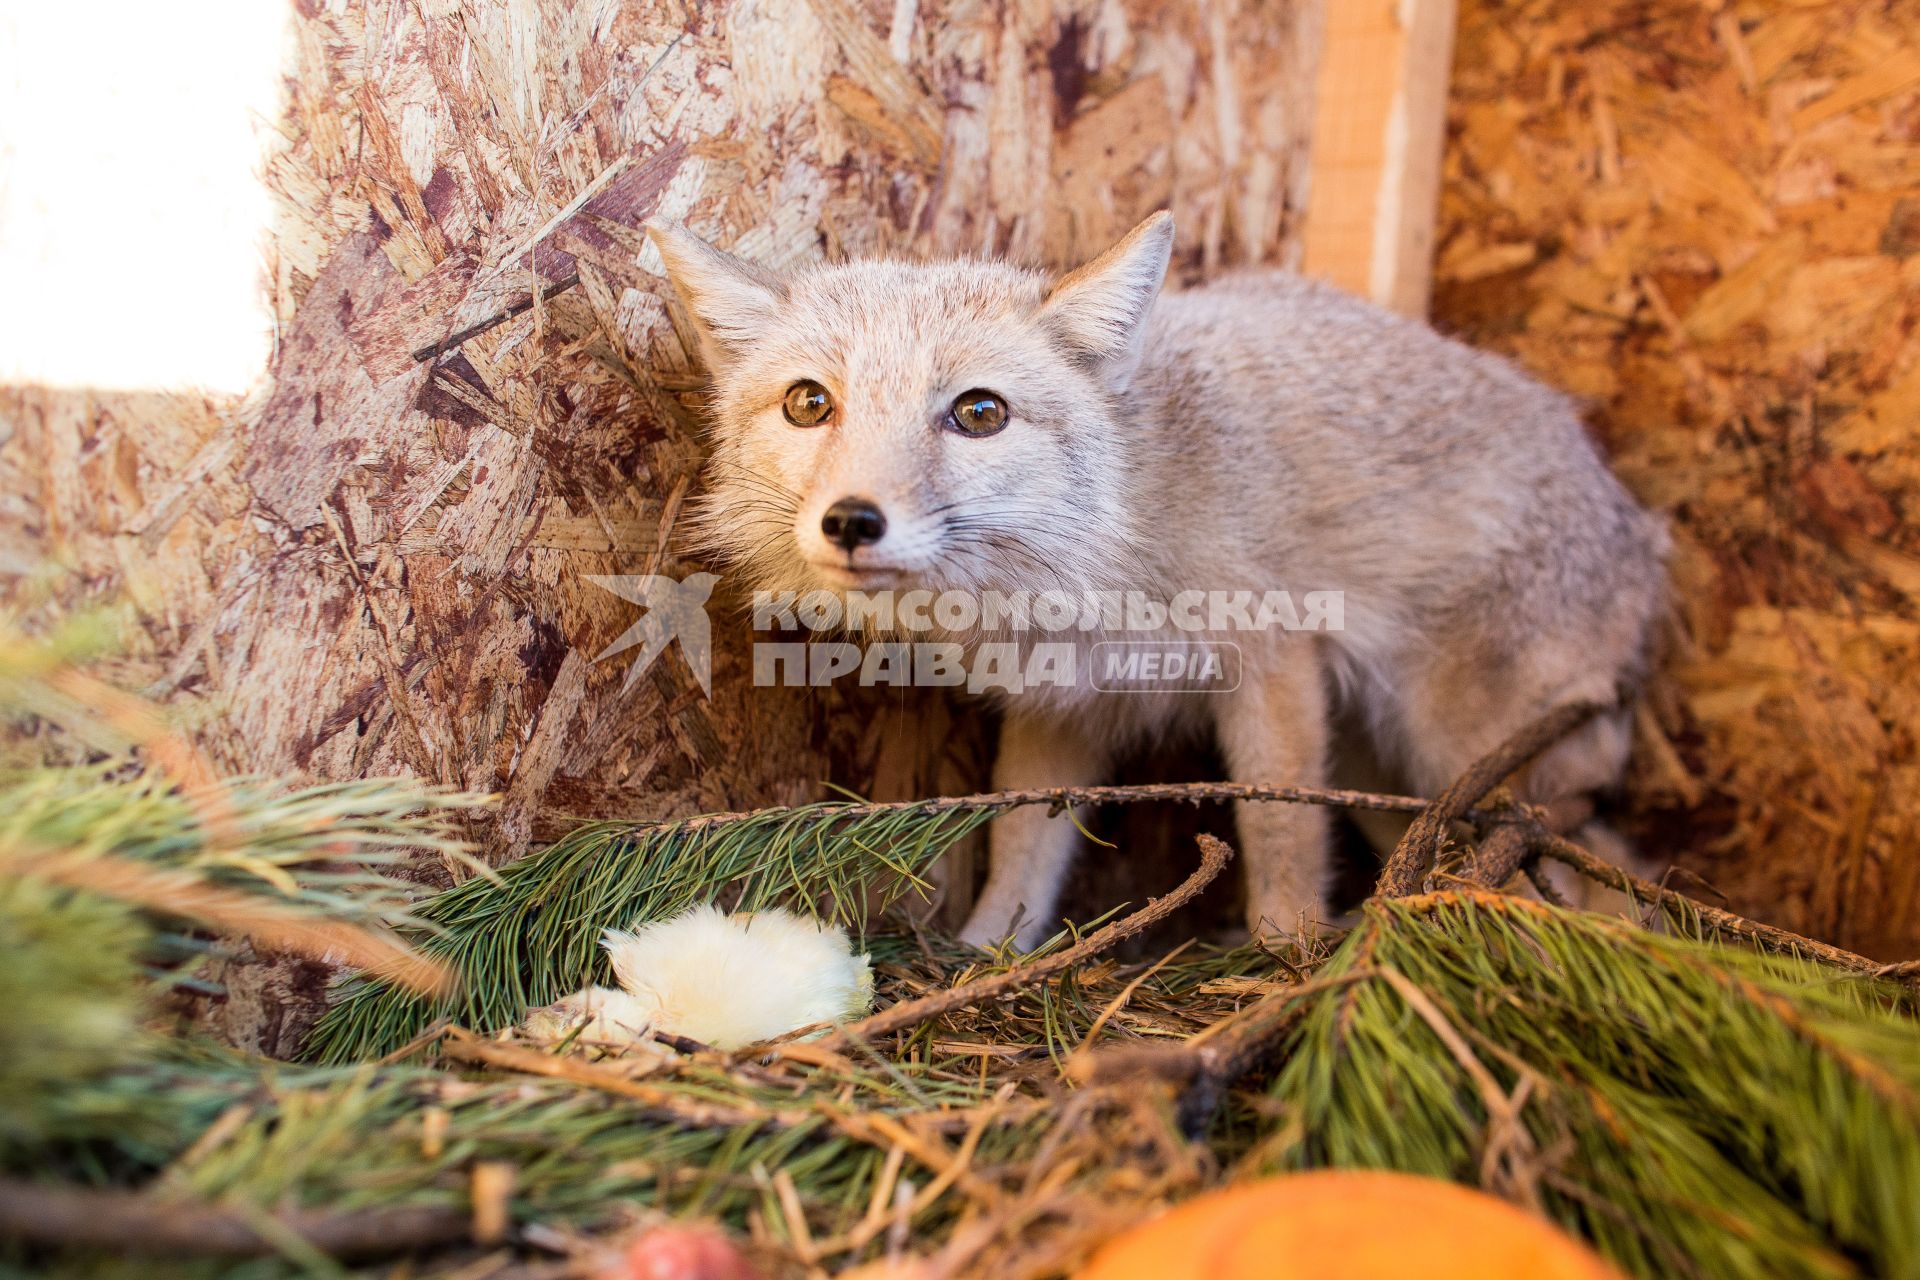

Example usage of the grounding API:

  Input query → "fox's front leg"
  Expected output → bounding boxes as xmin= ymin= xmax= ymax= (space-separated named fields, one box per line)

xmin=959 ymin=712 xmax=1108 ymax=951
xmin=1217 ymin=647 xmax=1332 ymax=938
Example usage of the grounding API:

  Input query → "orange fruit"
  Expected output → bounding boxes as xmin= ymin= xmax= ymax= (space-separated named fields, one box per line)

xmin=1079 ymin=1171 xmax=1624 ymax=1280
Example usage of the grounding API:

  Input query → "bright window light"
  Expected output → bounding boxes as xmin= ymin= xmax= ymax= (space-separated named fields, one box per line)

xmin=0 ymin=2 xmax=286 ymax=393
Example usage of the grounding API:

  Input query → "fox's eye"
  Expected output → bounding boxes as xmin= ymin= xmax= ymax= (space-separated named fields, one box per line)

xmin=948 ymin=389 xmax=1008 ymax=437
xmin=783 ymin=381 xmax=834 ymax=427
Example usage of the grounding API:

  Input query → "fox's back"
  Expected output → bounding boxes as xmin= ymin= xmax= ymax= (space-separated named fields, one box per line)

xmin=1129 ymin=271 xmax=1667 ymax=668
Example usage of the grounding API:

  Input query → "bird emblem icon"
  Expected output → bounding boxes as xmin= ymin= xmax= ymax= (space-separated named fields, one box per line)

xmin=586 ymin=572 xmax=720 ymax=696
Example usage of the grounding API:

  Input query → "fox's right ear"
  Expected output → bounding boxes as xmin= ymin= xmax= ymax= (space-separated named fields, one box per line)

xmin=1039 ymin=211 xmax=1174 ymax=389
xmin=646 ymin=221 xmax=787 ymax=370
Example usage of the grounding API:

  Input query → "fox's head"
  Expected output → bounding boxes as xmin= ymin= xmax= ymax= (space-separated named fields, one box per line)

xmin=646 ymin=214 xmax=1174 ymax=613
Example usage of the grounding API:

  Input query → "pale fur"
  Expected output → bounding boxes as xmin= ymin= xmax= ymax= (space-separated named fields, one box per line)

xmin=650 ymin=213 xmax=1670 ymax=950
xmin=526 ymin=905 xmax=874 ymax=1050
xmin=522 ymin=984 xmax=675 ymax=1050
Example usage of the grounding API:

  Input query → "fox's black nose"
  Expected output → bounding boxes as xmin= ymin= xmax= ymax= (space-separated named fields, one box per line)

xmin=821 ymin=498 xmax=886 ymax=551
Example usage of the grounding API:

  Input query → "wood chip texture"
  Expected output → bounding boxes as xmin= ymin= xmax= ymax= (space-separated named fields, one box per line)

xmin=0 ymin=0 xmax=1320 ymax=1050
xmin=1435 ymin=0 xmax=1920 ymax=960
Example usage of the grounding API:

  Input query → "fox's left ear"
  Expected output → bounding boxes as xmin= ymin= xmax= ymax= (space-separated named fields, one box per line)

xmin=646 ymin=220 xmax=788 ymax=372
xmin=1039 ymin=211 xmax=1174 ymax=388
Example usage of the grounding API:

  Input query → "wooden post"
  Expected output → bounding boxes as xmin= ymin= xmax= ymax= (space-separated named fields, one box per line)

xmin=1301 ymin=0 xmax=1459 ymax=316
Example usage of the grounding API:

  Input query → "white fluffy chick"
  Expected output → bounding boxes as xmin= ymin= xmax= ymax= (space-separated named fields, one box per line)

xmin=522 ymin=984 xmax=668 ymax=1047
xmin=524 ymin=905 xmax=873 ymax=1051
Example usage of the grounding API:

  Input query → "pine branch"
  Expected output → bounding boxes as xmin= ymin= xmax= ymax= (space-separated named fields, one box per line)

xmin=10 ymin=842 xmax=450 ymax=995
xmin=0 ymin=767 xmax=486 ymax=1155
xmin=308 ymin=802 xmax=1002 ymax=1063
xmin=1256 ymin=890 xmax=1920 ymax=1280
xmin=314 ymin=774 xmax=1442 ymax=1066
xmin=0 ymin=765 xmax=487 ymax=935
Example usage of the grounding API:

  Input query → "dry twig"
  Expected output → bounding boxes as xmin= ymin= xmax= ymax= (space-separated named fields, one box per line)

xmin=440 ymin=1029 xmax=810 ymax=1128
xmin=532 ymin=779 xmax=1448 ymax=843
xmin=1464 ymin=822 xmax=1534 ymax=889
xmin=1071 ymin=967 xmax=1372 ymax=1135
xmin=1532 ymin=828 xmax=1909 ymax=984
xmin=810 ymin=834 xmax=1235 ymax=1055
xmin=0 ymin=1177 xmax=470 ymax=1259
xmin=1376 ymin=699 xmax=1610 ymax=897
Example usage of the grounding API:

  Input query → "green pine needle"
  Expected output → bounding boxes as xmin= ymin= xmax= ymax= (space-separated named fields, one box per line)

xmin=307 ymin=801 xmax=1002 ymax=1064
xmin=0 ymin=764 xmax=485 ymax=936
xmin=1257 ymin=891 xmax=1920 ymax=1280
xmin=0 ymin=872 xmax=148 ymax=1155
xmin=7 ymin=604 xmax=1919 ymax=1280
xmin=0 ymin=764 xmax=486 ymax=1172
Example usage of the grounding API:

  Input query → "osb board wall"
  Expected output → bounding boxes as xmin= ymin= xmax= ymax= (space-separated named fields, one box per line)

xmin=1436 ymin=0 xmax=1920 ymax=960
xmin=0 ymin=0 xmax=1321 ymax=1050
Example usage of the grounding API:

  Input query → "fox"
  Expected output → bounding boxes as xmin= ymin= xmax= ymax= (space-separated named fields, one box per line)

xmin=646 ymin=211 xmax=1669 ymax=950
